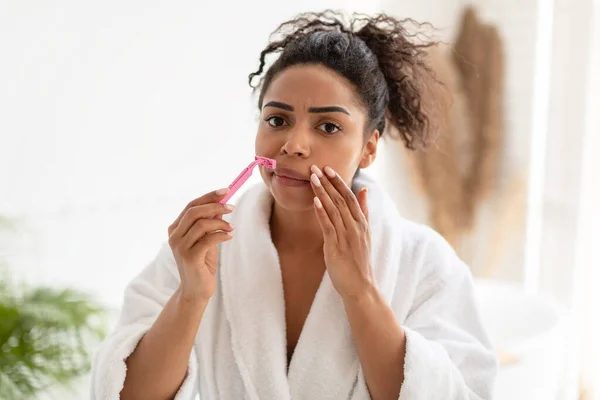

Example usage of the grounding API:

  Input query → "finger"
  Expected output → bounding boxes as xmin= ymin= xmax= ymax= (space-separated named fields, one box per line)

xmin=171 ymin=203 xmax=234 ymax=238
xmin=357 ymin=187 xmax=369 ymax=223
xmin=190 ymin=230 xmax=234 ymax=255
xmin=321 ymin=166 xmax=364 ymax=222
xmin=310 ymin=170 xmax=346 ymax=232
xmin=311 ymin=166 xmax=353 ymax=228
xmin=182 ymin=218 xmax=234 ymax=249
xmin=313 ymin=196 xmax=337 ymax=243
xmin=168 ymin=188 xmax=230 ymax=233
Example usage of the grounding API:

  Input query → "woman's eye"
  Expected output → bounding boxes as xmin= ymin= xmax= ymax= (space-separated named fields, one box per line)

xmin=266 ymin=116 xmax=286 ymax=127
xmin=317 ymin=123 xmax=341 ymax=134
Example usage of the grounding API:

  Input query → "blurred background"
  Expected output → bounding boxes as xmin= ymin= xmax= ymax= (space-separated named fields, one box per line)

xmin=1 ymin=0 xmax=598 ymax=399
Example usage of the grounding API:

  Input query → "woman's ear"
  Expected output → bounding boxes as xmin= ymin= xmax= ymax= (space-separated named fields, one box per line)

xmin=359 ymin=130 xmax=380 ymax=168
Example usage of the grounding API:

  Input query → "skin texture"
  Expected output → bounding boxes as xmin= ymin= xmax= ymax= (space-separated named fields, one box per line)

xmin=256 ymin=64 xmax=377 ymax=248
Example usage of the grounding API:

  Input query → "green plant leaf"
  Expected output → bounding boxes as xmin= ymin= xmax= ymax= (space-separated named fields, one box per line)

xmin=0 ymin=271 xmax=107 ymax=399
xmin=0 ymin=370 xmax=27 ymax=399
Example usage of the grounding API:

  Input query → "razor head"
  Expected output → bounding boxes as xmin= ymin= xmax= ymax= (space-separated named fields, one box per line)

xmin=255 ymin=156 xmax=276 ymax=169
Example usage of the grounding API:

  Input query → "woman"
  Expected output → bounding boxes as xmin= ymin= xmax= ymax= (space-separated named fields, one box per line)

xmin=91 ymin=11 xmax=497 ymax=400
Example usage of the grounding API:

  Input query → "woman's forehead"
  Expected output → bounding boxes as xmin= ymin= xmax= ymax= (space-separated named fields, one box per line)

xmin=263 ymin=65 xmax=361 ymax=111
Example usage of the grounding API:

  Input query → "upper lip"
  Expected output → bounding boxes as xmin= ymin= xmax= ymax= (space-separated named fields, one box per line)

xmin=273 ymin=167 xmax=310 ymax=181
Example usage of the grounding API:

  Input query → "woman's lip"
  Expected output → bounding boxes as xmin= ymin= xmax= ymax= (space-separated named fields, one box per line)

xmin=274 ymin=173 xmax=309 ymax=182
xmin=273 ymin=168 xmax=310 ymax=181
xmin=273 ymin=174 xmax=310 ymax=187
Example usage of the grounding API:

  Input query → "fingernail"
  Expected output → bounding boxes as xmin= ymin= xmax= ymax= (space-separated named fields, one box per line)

xmin=228 ymin=223 xmax=235 ymax=230
xmin=311 ymin=165 xmax=323 ymax=177
xmin=224 ymin=204 xmax=235 ymax=211
xmin=310 ymin=173 xmax=321 ymax=187
xmin=324 ymin=166 xmax=336 ymax=178
xmin=314 ymin=196 xmax=322 ymax=208
xmin=216 ymin=188 xmax=229 ymax=196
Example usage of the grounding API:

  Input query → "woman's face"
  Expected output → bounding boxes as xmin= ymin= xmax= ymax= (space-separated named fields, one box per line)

xmin=255 ymin=64 xmax=379 ymax=212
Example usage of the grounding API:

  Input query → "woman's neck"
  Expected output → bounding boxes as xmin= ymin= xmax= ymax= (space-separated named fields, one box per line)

xmin=269 ymin=202 xmax=324 ymax=254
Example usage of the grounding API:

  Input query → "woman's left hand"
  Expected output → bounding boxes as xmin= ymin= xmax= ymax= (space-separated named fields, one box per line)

xmin=310 ymin=165 xmax=375 ymax=300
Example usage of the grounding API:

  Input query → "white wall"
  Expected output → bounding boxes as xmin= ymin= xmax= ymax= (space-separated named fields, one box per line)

xmin=379 ymin=0 xmax=467 ymax=39
xmin=0 ymin=0 xmax=381 ymax=308
xmin=536 ymin=0 xmax=597 ymax=306
xmin=573 ymin=0 xmax=600 ymax=392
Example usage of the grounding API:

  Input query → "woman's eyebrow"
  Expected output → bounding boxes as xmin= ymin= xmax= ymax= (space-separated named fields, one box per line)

xmin=263 ymin=101 xmax=351 ymax=116
xmin=308 ymin=106 xmax=351 ymax=116
xmin=263 ymin=101 xmax=294 ymax=111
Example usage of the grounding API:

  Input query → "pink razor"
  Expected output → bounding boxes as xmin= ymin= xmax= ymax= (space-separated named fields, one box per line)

xmin=218 ymin=156 xmax=276 ymax=204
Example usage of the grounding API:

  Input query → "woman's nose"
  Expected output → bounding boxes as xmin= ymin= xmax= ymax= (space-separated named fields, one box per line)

xmin=280 ymin=128 xmax=310 ymax=157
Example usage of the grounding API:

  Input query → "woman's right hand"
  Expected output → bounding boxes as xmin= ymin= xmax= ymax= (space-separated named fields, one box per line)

xmin=168 ymin=188 xmax=235 ymax=302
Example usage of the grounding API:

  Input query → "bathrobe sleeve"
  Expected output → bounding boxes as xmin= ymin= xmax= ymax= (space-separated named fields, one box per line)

xmin=398 ymin=229 xmax=498 ymax=400
xmin=90 ymin=242 xmax=198 ymax=400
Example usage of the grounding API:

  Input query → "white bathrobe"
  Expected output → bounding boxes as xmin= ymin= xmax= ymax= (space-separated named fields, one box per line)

xmin=91 ymin=172 xmax=497 ymax=400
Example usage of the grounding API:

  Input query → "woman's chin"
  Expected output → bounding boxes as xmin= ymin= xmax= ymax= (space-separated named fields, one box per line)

xmin=261 ymin=173 xmax=312 ymax=211
xmin=270 ymin=186 xmax=314 ymax=212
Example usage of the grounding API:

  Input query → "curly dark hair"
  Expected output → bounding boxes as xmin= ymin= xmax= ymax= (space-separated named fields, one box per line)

xmin=248 ymin=10 xmax=441 ymax=150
